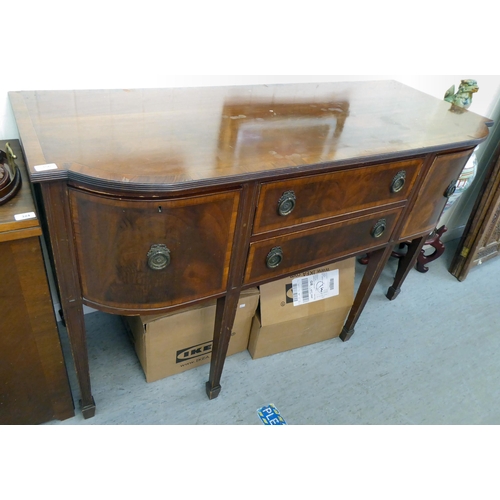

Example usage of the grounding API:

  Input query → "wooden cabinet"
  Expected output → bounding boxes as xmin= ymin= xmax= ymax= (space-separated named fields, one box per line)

xmin=450 ymin=140 xmax=500 ymax=280
xmin=8 ymin=81 xmax=493 ymax=419
xmin=0 ymin=140 xmax=74 ymax=425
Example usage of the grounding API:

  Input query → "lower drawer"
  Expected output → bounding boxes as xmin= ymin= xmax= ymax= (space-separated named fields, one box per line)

xmin=244 ymin=207 xmax=402 ymax=285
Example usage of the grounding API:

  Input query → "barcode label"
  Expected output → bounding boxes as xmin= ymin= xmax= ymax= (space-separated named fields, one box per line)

xmin=291 ymin=269 xmax=339 ymax=306
xmin=300 ymin=278 xmax=309 ymax=303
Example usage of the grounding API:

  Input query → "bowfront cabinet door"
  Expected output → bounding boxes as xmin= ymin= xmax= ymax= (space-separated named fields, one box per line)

xmin=69 ymin=189 xmax=240 ymax=312
xmin=400 ymin=149 xmax=474 ymax=240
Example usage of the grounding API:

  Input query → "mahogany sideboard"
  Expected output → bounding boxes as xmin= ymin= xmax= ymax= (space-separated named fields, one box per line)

xmin=9 ymin=81 xmax=492 ymax=419
xmin=0 ymin=139 xmax=74 ymax=424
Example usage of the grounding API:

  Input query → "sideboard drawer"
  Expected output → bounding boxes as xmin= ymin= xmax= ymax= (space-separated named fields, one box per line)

xmin=253 ymin=158 xmax=422 ymax=235
xmin=245 ymin=207 xmax=403 ymax=285
xmin=69 ymin=189 xmax=240 ymax=312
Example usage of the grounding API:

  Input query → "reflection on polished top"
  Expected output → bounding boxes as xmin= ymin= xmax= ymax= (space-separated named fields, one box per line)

xmin=9 ymin=81 xmax=493 ymax=191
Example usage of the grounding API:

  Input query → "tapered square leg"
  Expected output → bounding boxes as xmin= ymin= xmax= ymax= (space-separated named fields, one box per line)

xmin=386 ymin=235 xmax=427 ymax=301
xmin=206 ymin=294 xmax=239 ymax=400
xmin=81 ymin=397 xmax=96 ymax=419
xmin=206 ymin=382 xmax=221 ymax=400
xmin=341 ymin=245 xmax=394 ymax=341
xmin=386 ymin=285 xmax=401 ymax=301
xmin=340 ymin=327 xmax=355 ymax=342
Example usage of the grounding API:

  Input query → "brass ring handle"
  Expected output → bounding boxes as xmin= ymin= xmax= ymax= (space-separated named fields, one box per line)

xmin=390 ymin=170 xmax=406 ymax=193
xmin=147 ymin=244 xmax=171 ymax=270
xmin=371 ymin=219 xmax=387 ymax=238
xmin=266 ymin=246 xmax=284 ymax=269
xmin=277 ymin=190 xmax=296 ymax=216
xmin=444 ymin=181 xmax=457 ymax=199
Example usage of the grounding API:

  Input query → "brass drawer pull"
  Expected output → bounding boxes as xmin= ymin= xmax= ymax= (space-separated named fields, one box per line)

xmin=390 ymin=170 xmax=406 ymax=193
xmin=147 ymin=244 xmax=171 ymax=270
xmin=277 ymin=190 xmax=296 ymax=216
xmin=266 ymin=246 xmax=284 ymax=269
xmin=444 ymin=181 xmax=457 ymax=199
xmin=371 ymin=219 xmax=387 ymax=238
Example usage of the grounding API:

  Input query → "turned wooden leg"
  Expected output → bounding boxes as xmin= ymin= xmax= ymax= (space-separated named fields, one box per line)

xmin=340 ymin=245 xmax=394 ymax=342
xmin=386 ymin=235 xmax=427 ymax=300
xmin=206 ymin=292 xmax=239 ymax=400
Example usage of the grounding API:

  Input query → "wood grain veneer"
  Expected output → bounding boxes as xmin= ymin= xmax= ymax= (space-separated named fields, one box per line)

xmin=8 ymin=81 xmax=492 ymax=419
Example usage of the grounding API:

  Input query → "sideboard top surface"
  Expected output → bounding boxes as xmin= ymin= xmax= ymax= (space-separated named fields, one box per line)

xmin=9 ymin=80 xmax=493 ymax=191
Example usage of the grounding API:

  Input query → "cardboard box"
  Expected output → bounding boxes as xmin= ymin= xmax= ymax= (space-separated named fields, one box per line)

xmin=248 ymin=258 xmax=355 ymax=359
xmin=125 ymin=288 xmax=259 ymax=382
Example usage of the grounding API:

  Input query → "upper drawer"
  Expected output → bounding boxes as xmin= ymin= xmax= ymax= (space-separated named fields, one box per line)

xmin=253 ymin=158 xmax=423 ymax=235
xmin=69 ymin=188 xmax=240 ymax=312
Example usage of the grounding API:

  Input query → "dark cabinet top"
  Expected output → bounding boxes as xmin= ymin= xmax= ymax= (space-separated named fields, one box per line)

xmin=0 ymin=140 xmax=41 ymax=240
xmin=9 ymin=81 xmax=493 ymax=192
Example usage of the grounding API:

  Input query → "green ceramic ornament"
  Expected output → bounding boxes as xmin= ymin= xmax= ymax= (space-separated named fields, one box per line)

xmin=444 ymin=79 xmax=479 ymax=109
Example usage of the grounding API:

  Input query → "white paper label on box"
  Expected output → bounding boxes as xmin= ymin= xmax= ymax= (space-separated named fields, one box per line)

xmin=34 ymin=163 xmax=58 ymax=172
xmin=291 ymin=269 xmax=339 ymax=306
xmin=14 ymin=211 xmax=37 ymax=221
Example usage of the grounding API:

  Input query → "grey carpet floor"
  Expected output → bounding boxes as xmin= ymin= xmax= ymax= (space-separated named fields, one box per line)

xmin=47 ymin=239 xmax=500 ymax=425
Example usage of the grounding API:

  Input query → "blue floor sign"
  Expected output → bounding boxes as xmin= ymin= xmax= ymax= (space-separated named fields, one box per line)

xmin=257 ymin=404 xmax=287 ymax=425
